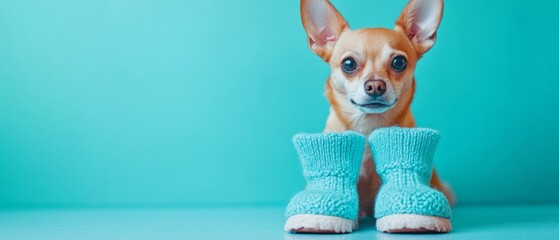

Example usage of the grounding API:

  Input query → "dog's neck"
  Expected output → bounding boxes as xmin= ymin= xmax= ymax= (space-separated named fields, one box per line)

xmin=324 ymin=78 xmax=416 ymax=136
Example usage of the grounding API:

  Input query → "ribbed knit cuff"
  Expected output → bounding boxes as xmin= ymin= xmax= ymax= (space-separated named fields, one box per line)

xmin=293 ymin=131 xmax=365 ymax=179
xmin=369 ymin=127 xmax=440 ymax=175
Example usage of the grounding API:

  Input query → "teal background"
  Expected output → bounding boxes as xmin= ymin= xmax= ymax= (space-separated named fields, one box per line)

xmin=0 ymin=0 xmax=558 ymax=208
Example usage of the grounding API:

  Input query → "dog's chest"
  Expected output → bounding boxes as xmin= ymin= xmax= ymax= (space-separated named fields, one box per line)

xmin=348 ymin=113 xmax=387 ymax=137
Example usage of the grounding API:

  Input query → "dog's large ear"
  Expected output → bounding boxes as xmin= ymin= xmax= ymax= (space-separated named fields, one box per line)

xmin=395 ymin=0 xmax=443 ymax=56
xmin=301 ymin=0 xmax=349 ymax=61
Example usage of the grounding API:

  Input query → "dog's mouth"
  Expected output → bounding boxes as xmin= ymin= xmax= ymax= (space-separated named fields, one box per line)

xmin=350 ymin=99 xmax=398 ymax=113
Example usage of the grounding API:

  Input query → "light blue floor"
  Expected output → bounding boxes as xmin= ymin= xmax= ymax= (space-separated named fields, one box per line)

xmin=1 ymin=205 xmax=558 ymax=240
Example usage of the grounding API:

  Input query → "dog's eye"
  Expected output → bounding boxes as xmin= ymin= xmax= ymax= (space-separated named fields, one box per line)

xmin=391 ymin=56 xmax=407 ymax=72
xmin=342 ymin=57 xmax=357 ymax=73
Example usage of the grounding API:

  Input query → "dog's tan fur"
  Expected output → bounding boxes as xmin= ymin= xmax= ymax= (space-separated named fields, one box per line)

xmin=301 ymin=0 xmax=454 ymax=216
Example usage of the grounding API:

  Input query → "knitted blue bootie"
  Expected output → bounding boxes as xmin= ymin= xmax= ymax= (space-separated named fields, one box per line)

xmin=284 ymin=132 xmax=365 ymax=233
xmin=369 ymin=127 xmax=452 ymax=233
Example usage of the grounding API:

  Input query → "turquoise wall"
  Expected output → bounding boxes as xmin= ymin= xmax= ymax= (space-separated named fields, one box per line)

xmin=1 ymin=0 xmax=558 ymax=208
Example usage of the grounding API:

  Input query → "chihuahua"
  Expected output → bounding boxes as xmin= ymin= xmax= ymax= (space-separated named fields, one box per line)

xmin=300 ymin=0 xmax=454 ymax=220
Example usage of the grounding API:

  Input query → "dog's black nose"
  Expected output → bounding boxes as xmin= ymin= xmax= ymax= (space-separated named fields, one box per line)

xmin=364 ymin=80 xmax=386 ymax=97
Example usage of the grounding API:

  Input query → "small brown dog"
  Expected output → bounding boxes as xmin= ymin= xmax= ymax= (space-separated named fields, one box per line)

xmin=300 ymin=0 xmax=454 ymax=220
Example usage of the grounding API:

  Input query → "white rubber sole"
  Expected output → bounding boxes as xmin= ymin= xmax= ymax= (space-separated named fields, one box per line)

xmin=376 ymin=214 xmax=451 ymax=233
xmin=284 ymin=214 xmax=357 ymax=233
